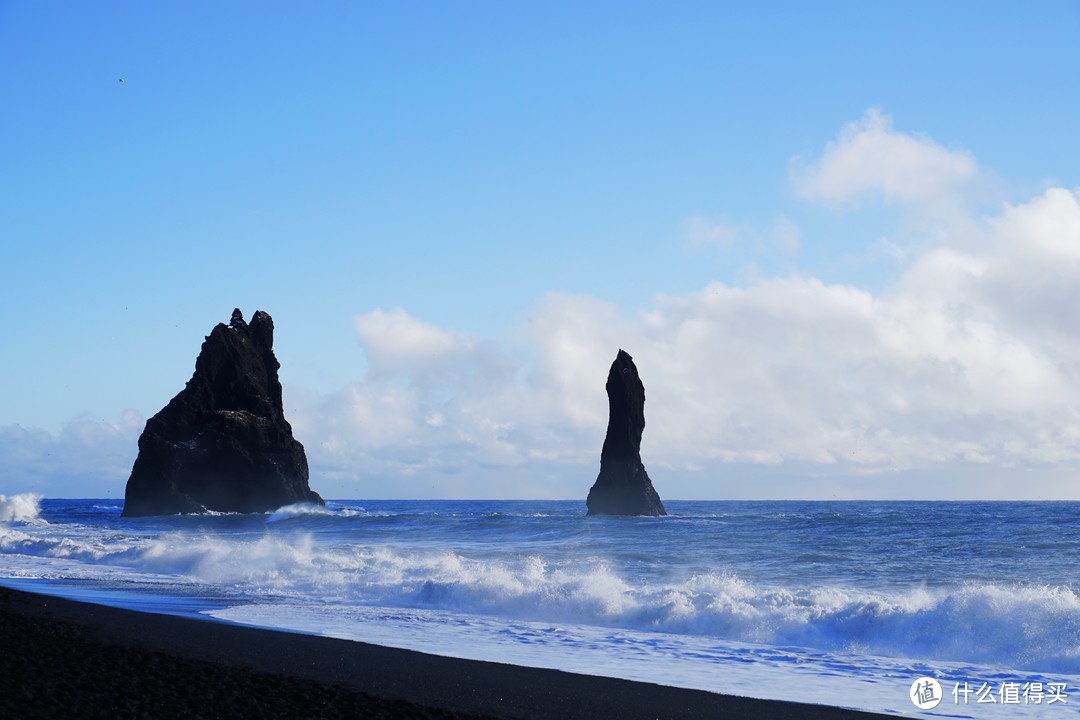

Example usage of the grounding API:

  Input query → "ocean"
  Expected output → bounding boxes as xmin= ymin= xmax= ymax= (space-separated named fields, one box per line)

xmin=2 ymin=494 xmax=1079 ymax=718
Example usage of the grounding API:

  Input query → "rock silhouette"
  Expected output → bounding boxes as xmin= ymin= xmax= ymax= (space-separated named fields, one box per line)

xmin=122 ymin=309 xmax=323 ymax=516
xmin=586 ymin=350 xmax=666 ymax=516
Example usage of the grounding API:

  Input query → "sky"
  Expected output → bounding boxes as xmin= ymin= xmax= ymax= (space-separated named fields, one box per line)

xmin=2 ymin=2 xmax=1080 ymax=500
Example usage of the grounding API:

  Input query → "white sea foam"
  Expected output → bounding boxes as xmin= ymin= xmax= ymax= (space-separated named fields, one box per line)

xmin=0 ymin=493 xmax=44 ymax=523
xmin=266 ymin=503 xmax=370 ymax=522
xmin=3 ymin=522 xmax=1080 ymax=673
xmin=211 ymin=601 xmax=1074 ymax=720
xmin=266 ymin=503 xmax=334 ymax=521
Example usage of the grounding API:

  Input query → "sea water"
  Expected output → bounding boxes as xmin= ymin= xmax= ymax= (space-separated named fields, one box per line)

xmin=2 ymin=494 xmax=1080 ymax=718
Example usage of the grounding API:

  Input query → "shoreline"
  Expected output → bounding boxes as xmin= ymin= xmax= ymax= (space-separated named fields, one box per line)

xmin=0 ymin=585 xmax=898 ymax=719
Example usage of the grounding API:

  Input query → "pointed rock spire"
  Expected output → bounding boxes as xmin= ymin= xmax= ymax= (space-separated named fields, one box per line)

xmin=586 ymin=350 xmax=666 ymax=516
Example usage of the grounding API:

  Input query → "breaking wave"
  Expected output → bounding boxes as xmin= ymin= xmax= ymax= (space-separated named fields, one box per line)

xmin=2 ymin=523 xmax=1079 ymax=672
xmin=266 ymin=503 xmax=368 ymax=523
xmin=0 ymin=493 xmax=44 ymax=523
xmin=266 ymin=503 xmax=335 ymax=522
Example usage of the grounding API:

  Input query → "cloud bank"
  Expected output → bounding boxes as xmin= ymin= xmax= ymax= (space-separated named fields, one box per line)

xmin=0 ymin=413 xmax=142 ymax=498
xmin=294 ymin=111 xmax=1080 ymax=500
xmin=5 ymin=111 xmax=1079 ymax=501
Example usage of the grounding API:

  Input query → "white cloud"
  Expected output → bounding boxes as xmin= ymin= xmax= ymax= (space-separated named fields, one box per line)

xmin=354 ymin=309 xmax=472 ymax=373
xmin=792 ymin=108 xmax=977 ymax=217
xmin=10 ymin=112 xmax=1079 ymax=502
xmin=295 ymin=184 xmax=1080 ymax=501
xmin=975 ymin=188 xmax=1080 ymax=348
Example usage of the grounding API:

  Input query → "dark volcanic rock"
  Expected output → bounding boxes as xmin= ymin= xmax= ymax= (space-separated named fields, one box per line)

xmin=586 ymin=350 xmax=666 ymax=517
xmin=122 ymin=309 xmax=323 ymax=517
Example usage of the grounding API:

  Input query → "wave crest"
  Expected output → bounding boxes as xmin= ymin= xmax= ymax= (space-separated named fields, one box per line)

xmin=4 ymin=522 xmax=1080 ymax=672
xmin=0 ymin=493 xmax=44 ymax=523
xmin=265 ymin=503 xmax=367 ymax=522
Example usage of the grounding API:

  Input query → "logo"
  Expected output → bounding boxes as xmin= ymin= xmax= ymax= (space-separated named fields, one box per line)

xmin=911 ymin=677 xmax=943 ymax=709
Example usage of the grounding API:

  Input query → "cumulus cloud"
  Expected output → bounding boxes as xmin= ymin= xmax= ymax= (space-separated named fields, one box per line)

xmin=11 ymin=111 xmax=1077 ymax=501
xmin=293 ymin=110 xmax=1079 ymax=499
xmin=792 ymin=108 xmax=978 ymax=224
xmin=974 ymin=188 xmax=1080 ymax=349
xmin=296 ymin=181 xmax=1080 ymax=500
xmin=355 ymin=310 xmax=473 ymax=374
xmin=294 ymin=309 xmax=532 ymax=494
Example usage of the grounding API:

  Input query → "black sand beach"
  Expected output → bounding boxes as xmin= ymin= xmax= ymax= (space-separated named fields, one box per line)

xmin=1 ymin=586 xmax=895 ymax=719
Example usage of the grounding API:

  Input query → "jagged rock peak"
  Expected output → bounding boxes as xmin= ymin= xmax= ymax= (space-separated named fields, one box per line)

xmin=229 ymin=307 xmax=246 ymax=328
xmin=122 ymin=308 xmax=323 ymax=517
xmin=249 ymin=309 xmax=274 ymax=350
xmin=586 ymin=349 xmax=666 ymax=516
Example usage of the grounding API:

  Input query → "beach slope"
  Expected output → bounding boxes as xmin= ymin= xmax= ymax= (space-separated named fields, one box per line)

xmin=0 ymin=586 xmax=893 ymax=720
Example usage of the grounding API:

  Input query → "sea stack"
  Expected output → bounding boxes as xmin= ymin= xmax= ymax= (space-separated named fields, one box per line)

xmin=122 ymin=309 xmax=323 ymax=517
xmin=586 ymin=350 xmax=666 ymax=516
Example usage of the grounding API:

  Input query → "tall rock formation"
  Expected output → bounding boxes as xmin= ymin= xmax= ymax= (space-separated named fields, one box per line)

xmin=122 ymin=309 xmax=323 ymax=517
xmin=586 ymin=350 xmax=666 ymax=516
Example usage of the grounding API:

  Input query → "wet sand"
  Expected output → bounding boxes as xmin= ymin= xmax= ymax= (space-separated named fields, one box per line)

xmin=0 ymin=586 xmax=894 ymax=719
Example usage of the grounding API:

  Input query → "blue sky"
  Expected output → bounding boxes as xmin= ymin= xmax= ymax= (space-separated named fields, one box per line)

xmin=3 ymin=2 xmax=1080 ymax=500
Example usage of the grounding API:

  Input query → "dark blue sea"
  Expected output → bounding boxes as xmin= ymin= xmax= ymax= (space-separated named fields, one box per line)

xmin=3 ymin=495 xmax=1080 ymax=717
